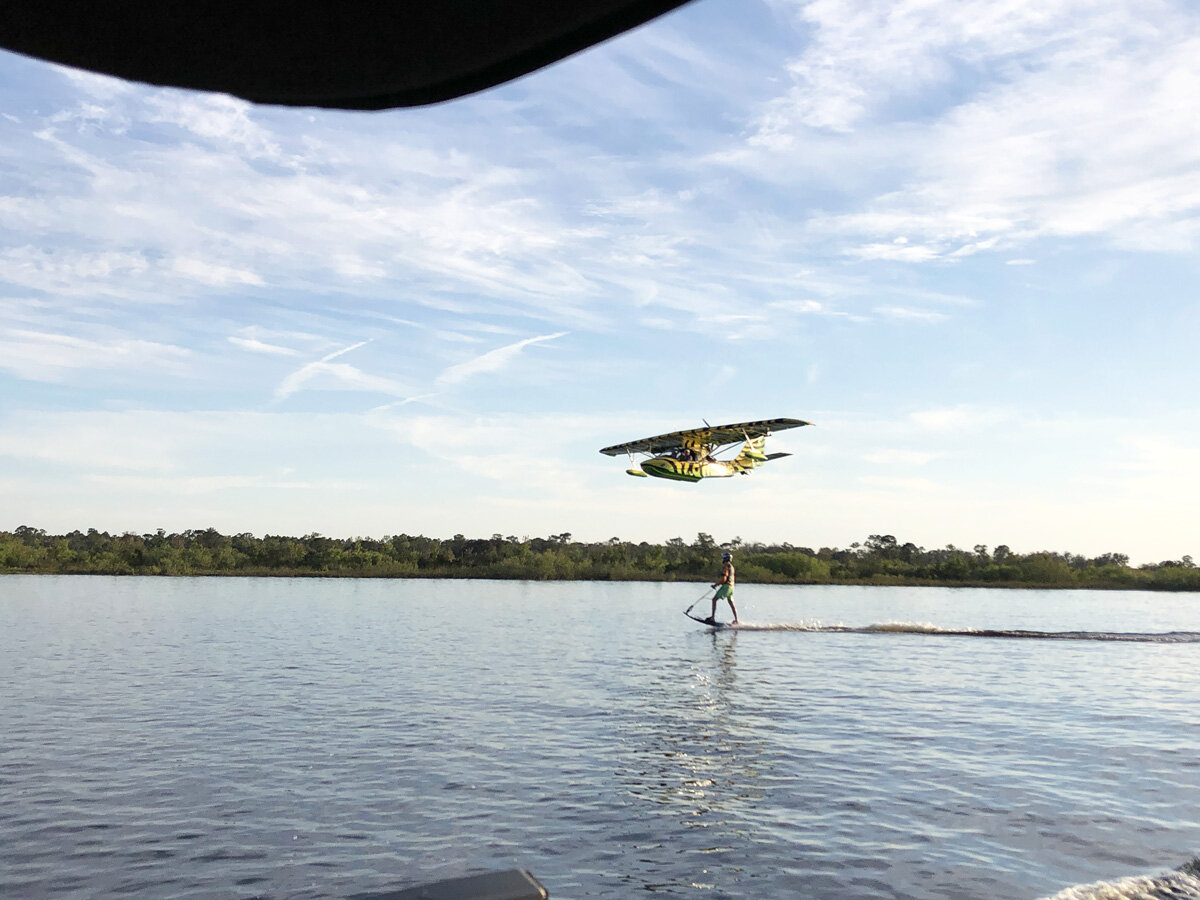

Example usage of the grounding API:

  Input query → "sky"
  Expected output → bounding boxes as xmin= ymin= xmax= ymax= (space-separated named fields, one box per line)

xmin=2 ymin=0 xmax=1200 ymax=563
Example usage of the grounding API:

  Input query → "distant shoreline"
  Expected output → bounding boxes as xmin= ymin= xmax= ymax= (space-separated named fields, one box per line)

xmin=1 ymin=569 xmax=1185 ymax=592
xmin=3 ymin=527 xmax=1198 ymax=591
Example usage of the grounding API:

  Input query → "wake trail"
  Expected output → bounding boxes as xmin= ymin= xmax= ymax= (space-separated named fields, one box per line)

xmin=723 ymin=622 xmax=1200 ymax=643
xmin=1044 ymin=856 xmax=1200 ymax=899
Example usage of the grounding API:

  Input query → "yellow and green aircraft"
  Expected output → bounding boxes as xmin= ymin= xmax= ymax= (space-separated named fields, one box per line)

xmin=600 ymin=417 xmax=811 ymax=482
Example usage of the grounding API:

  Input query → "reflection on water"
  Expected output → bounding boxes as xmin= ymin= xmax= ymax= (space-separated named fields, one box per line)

xmin=616 ymin=633 xmax=766 ymax=893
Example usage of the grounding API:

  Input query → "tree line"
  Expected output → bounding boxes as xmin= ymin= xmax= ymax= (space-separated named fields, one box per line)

xmin=1 ymin=527 xmax=1198 ymax=590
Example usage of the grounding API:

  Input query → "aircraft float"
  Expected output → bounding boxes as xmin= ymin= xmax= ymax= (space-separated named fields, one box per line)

xmin=599 ymin=417 xmax=811 ymax=482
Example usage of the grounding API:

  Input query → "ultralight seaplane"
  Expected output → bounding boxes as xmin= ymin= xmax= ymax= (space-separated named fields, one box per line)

xmin=599 ymin=417 xmax=811 ymax=482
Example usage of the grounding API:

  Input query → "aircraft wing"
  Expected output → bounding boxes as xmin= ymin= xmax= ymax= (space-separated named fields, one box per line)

xmin=599 ymin=417 xmax=811 ymax=456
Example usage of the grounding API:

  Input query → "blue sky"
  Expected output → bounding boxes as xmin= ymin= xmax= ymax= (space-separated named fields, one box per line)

xmin=2 ymin=0 xmax=1199 ymax=562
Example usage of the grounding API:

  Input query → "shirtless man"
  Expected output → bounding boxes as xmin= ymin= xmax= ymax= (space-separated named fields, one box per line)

xmin=709 ymin=551 xmax=738 ymax=625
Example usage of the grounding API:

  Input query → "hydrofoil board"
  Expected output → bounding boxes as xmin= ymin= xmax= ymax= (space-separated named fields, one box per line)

xmin=684 ymin=609 xmax=734 ymax=629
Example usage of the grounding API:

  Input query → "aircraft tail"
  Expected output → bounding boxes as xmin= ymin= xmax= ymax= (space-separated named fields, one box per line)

xmin=734 ymin=435 xmax=769 ymax=467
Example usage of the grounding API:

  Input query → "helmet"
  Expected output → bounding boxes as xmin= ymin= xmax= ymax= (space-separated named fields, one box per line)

xmin=722 ymin=551 xmax=732 ymax=561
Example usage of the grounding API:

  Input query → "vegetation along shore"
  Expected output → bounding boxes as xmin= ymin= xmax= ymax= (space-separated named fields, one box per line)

xmin=2 ymin=527 xmax=1198 ymax=590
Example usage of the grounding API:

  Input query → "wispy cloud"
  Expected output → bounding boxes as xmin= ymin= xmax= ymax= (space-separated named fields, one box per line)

xmin=0 ymin=328 xmax=189 ymax=381
xmin=755 ymin=0 xmax=1103 ymax=136
xmin=143 ymin=93 xmax=283 ymax=160
xmin=741 ymin=0 xmax=1200 ymax=258
xmin=435 ymin=332 xmax=568 ymax=387
xmin=228 ymin=336 xmax=299 ymax=356
xmin=845 ymin=242 xmax=942 ymax=263
xmin=172 ymin=256 xmax=263 ymax=287
xmin=275 ymin=341 xmax=413 ymax=401
xmin=769 ymin=299 xmax=825 ymax=314
xmin=0 ymin=247 xmax=152 ymax=296
xmin=909 ymin=404 xmax=1008 ymax=432
xmin=874 ymin=306 xmax=948 ymax=323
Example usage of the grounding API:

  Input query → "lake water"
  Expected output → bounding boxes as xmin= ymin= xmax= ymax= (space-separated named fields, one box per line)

xmin=3 ymin=576 xmax=1200 ymax=899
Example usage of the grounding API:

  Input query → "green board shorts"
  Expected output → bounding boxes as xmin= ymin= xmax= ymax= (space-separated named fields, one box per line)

xmin=714 ymin=583 xmax=734 ymax=600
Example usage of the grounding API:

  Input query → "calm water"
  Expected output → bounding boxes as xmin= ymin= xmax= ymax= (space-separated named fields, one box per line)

xmin=3 ymin=576 xmax=1200 ymax=899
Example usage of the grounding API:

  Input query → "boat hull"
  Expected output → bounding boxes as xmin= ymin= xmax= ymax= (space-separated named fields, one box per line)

xmin=640 ymin=457 xmax=735 ymax=481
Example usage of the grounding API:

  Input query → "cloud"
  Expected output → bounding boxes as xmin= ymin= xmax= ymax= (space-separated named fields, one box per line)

xmin=873 ymin=306 xmax=948 ymax=323
xmin=432 ymin=330 xmax=484 ymax=344
xmin=3 ymin=93 xmax=611 ymax=323
xmin=845 ymin=242 xmax=942 ymax=262
xmin=3 ymin=38 xmax=1001 ymax=349
xmin=0 ymin=248 xmax=152 ymax=296
xmin=58 ymin=67 xmax=135 ymax=100
xmin=742 ymin=0 xmax=1200 ymax=258
xmin=143 ymin=93 xmax=282 ymax=160
xmin=171 ymin=257 xmax=263 ymax=287
xmin=769 ymin=299 xmax=826 ymax=314
xmin=435 ymin=332 xmax=568 ymax=387
xmin=275 ymin=341 xmax=413 ymax=401
xmin=584 ymin=189 xmax=682 ymax=220
xmin=0 ymin=328 xmax=189 ymax=381
xmin=228 ymin=336 xmax=299 ymax=356
xmin=909 ymin=404 xmax=1007 ymax=432
xmin=765 ymin=298 xmax=870 ymax=323
xmin=755 ymin=0 xmax=1122 ymax=135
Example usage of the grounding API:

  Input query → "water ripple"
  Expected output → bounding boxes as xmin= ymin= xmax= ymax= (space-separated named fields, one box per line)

xmin=3 ymin=576 xmax=1200 ymax=897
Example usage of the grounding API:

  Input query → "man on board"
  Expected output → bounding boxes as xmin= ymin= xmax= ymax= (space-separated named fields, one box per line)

xmin=708 ymin=551 xmax=738 ymax=625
